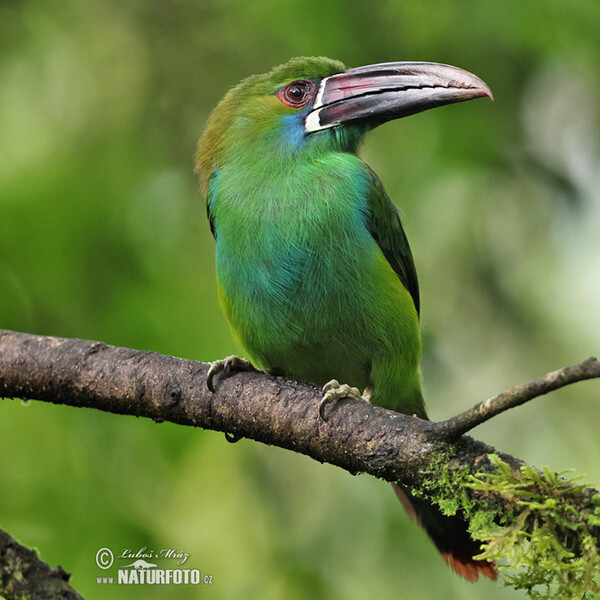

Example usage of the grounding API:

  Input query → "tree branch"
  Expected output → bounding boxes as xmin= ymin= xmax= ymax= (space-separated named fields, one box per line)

xmin=1 ymin=328 xmax=599 ymax=595
xmin=0 ymin=328 xmax=515 ymax=487
xmin=435 ymin=357 xmax=600 ymax=440
xmin=0 ymin=527 xmax=84 ymax=600
xmin=0 ymin=328 xmax=596 ymax=494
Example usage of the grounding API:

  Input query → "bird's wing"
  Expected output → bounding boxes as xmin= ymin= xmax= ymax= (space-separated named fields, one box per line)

xmin=365 ymin=171 xmax=420 ymax=316
xmin=206 ymin=172 xmax=217 ymax=239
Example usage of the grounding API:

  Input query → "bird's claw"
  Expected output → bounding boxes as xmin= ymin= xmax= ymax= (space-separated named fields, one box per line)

xmin=207 ymin=355 xmax=257 ymax=392
xmin=319 ymin=379 xmax=371 ymax=420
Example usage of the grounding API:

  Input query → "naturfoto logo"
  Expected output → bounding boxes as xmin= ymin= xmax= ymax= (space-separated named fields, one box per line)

xmin=95 ymin=546 xmax=214 ymax=586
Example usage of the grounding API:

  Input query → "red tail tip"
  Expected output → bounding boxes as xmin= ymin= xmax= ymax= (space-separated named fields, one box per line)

xmin=442 ymin=553 xmax=498 ymax=582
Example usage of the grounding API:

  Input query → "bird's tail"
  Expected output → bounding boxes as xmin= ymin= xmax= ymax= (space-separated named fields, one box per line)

xmin=392 ymin=483 xmax=497 ymax=582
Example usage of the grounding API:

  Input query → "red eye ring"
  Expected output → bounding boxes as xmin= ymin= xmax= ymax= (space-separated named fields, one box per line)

xmin=277 ymin=80 xmax=314 ymax=108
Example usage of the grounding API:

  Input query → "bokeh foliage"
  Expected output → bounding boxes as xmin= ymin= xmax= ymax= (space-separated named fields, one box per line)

xmin=1 ymin=1 xmax=599 ymax=598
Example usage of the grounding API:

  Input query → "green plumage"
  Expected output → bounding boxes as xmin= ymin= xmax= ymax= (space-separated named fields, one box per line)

xmin=196 ymin=56 xmax=425 ymax=417
xmin=197 ymin=56 xmax=497 ymax=581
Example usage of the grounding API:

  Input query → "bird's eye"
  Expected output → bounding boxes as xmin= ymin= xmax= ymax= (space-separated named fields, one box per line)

xmin=277 ymin=80 xmax=313 ymax=107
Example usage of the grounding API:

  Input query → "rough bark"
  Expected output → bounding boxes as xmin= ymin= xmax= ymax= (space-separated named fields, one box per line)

xmin=0 ymin=528 xmax=83 ymax=600
xmin=0 ymin=329 xmax=517 ymax=488
xmin=1 ymin=328 xmax=599 ymax=598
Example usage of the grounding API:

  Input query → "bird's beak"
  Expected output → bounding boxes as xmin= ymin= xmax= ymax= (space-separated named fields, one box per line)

xmin=305 ymin=61 xmax=493 ymax=133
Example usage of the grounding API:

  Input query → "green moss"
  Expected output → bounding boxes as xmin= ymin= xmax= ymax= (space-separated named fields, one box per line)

xmin=407 ymin=452 xmax=600 ymax=598
xmin=410 ymin=444 xmax=478 ymax=516
xmin=468 ymin=455 xmax=600 ymax=599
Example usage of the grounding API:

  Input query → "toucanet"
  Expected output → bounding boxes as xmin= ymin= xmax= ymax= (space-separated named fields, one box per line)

xmin=196 ymin=56 xmax=495 ymax=581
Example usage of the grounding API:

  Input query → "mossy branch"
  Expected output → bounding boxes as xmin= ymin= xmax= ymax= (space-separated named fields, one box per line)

xmin=1 ymin=329 xmax=599 ymax=598
xmin=468 ymin=455 xmax=600 ymax=599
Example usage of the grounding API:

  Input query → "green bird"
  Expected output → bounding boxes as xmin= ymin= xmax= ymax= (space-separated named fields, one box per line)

xmin=196 ymin=56 xmax=495 ymax=581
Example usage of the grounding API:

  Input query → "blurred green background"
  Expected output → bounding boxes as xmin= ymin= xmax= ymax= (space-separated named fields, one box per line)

xmin=1 ymin=0 xmax=599 ymax=598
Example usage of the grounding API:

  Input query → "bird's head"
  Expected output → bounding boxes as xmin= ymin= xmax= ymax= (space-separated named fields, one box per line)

xmin=196 ymin=56 xmax=492 ymax=194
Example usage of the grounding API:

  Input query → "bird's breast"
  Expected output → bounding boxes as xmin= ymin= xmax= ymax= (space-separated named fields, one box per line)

xmin=208 ymin=155 xmax=407 ymax=383
xmin=213 ymin=175 xmax=378 ymax=342
xmin=213 ymin=157 xmax=373 ymax=299
xmin=216 ymin=190 xmax=374 ymax=308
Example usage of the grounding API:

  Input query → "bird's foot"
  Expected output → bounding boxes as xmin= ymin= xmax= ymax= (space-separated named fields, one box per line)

xmin=319 ymin=379 xmax=371 ymax=420
xmin=207 ymin=355 xmax=257 ymax=392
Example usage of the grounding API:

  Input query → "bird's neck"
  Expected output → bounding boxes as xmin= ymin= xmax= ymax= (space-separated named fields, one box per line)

xmin=211 ymin=150 xmax=370 ymax=223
